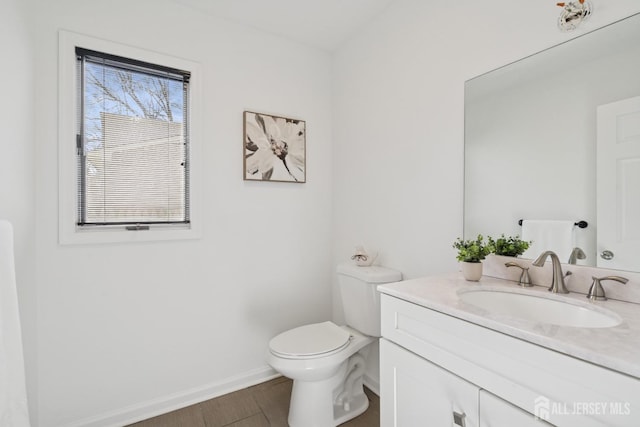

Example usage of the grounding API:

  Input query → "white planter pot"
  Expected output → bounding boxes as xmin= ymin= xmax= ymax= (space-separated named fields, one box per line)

xmin=461 ymin=261 xmax=483 ymax=281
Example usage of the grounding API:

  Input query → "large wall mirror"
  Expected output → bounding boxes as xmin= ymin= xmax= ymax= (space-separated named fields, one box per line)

xmin=464 ymin=13 xmax=640 ymax=273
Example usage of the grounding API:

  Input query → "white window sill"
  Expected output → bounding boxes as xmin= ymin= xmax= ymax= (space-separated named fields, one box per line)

xmin=59 ymin=223 xmax=201 ymax=245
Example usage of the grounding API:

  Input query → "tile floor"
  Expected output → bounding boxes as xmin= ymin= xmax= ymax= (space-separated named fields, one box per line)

xmin=127 ymin=376 xmax=380 ymax=427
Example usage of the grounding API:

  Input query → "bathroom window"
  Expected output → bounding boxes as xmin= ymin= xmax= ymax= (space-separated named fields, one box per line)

xmin=76 ymin=48 xmax=191 ymax=229
xmin=59 ymin=31 xmax=202 ymax=244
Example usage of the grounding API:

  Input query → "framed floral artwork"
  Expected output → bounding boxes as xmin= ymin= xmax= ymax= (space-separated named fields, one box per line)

xmin=243 ymin=111 xmax=306 ymax=183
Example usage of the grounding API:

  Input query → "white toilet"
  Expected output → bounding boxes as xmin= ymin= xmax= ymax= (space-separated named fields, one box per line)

xmin=267 ymin=263 xmax=402 ymax=427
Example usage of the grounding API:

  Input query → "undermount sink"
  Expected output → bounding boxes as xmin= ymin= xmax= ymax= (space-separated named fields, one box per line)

xmin=458 ymin=289 xmax=622 ymax=328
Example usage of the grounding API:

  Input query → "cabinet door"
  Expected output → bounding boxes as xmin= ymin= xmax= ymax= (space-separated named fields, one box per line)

xmin=480 ymin=390 xmax=555 ymax=427
xmin=381 ymin=339 xmax=479 ymax=427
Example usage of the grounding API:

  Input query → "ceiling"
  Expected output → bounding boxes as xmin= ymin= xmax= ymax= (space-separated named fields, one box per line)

xmin=171 ymin=0 xmax=397 ymax=51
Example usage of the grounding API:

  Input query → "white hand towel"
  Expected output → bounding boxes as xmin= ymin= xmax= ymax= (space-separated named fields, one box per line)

xmin=521 ymin=220 xmax=575 ymax=262
xmin=0 ymin=220 xmax=31 ymax=426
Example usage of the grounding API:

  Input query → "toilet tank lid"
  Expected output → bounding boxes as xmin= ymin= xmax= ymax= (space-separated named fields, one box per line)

xmin=337 ymin=263 xmax=402 ymax=283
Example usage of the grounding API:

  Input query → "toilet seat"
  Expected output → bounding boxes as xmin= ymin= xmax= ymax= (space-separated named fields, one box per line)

xmin=269 ymin=321 xmax=351 ymax=359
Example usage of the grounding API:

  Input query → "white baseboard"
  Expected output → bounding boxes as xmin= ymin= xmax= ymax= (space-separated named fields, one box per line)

xmin=63 ymin=366 xmax=280 ymax=427
xmin=363 ymin=373 xmax=380 ymax=396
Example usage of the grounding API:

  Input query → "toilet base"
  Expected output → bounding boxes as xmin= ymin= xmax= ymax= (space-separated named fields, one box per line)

xmin=287 ymin=352 xmax=370 ymax=427
xmin=333 ymin=385 xmax=369 ymax=425
xmin=288 ymin=378 xmax=370 ymax=427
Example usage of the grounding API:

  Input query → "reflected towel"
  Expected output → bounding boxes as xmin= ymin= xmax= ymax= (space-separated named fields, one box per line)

xmin=0 ymin=220 xmax=31 ymax=426
xmin=521 ymin=220 xmax=575 ymax=262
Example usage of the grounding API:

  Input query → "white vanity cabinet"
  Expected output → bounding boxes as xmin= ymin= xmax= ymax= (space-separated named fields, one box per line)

xmin=379 ymin=293 xmax=639 ymax=427
xmin=381 ymin=339 xmax=551 ymax=427
xmin=380 ymin=338 xmax=480 ymax=426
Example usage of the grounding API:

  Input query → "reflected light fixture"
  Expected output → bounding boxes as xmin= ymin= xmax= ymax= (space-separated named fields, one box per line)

xmin=557 ymin=0 xmax=593 ymax=31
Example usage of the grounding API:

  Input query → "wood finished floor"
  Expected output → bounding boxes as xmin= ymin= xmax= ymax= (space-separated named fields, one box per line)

xmin=127 ymin=377 xmax=380 ymax=427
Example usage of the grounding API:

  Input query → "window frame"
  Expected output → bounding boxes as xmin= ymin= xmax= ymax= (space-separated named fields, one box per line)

xmin=59 ymin=31 xmax=202 ymax=244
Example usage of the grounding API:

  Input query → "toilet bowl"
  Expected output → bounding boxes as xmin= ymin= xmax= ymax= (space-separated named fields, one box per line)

xmin=267 ymin=263 xmax=402 ymax=427
xmin=267 ymin=322 xmax=373 ymax=427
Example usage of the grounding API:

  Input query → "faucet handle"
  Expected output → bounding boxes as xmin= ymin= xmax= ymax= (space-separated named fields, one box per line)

xmin=505 ymin=262 xmax=532 ymax=287
xmin=587 ymin=276 xmax=628 ymax=301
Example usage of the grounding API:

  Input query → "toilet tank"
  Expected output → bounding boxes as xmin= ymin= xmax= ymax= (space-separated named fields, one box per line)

xmin=337 ymin=263 xmax=402 ymax=337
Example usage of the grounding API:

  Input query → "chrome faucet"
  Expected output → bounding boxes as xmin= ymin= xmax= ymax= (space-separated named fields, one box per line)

xmin=532 ymin=251 xmax=570 ymax=294
xmin=568 ymin=247 xmax=586 ymax=265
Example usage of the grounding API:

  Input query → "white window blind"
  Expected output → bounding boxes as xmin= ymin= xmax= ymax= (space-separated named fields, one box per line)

xmin=76 ymin=48 xmax=190 ymax=228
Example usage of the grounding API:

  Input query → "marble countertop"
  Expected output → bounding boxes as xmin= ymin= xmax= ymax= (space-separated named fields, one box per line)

xmin=378 ymin=273 xmax=640 ymax=379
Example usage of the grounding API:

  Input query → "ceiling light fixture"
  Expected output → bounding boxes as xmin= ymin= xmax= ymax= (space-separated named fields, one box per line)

xmin=557 ymin=0 xmax=592 ymax=31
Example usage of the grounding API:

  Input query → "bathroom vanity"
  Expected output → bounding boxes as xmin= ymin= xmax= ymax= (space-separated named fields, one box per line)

xmin=378 ymin=274 xmax=640 ymax=427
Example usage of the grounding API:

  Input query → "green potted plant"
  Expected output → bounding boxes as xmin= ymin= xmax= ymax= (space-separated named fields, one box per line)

xmin=487 ymin=234 xmax=531 ymax=257
xmin=452 ymin=234 xmax=491 ymax=281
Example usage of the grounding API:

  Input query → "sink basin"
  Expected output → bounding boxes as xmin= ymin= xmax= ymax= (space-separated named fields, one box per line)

xmin=459 ymin=289 xmax=622 ymax=328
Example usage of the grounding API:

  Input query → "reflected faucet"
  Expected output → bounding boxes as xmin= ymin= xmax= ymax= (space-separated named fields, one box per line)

xmin=532 ymin=251 xmax=570 ymax=294
xmin=568 ymin=247 xmax=586 ymax=265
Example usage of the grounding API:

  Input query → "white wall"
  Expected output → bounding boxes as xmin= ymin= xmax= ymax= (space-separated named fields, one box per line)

xmin=0 ymin=0 xmax=37 ymax=423
xmin=331 ymin=0 xmax=640 ymax=390
xmin=31 ymin=0 xmax=334 ymax=425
